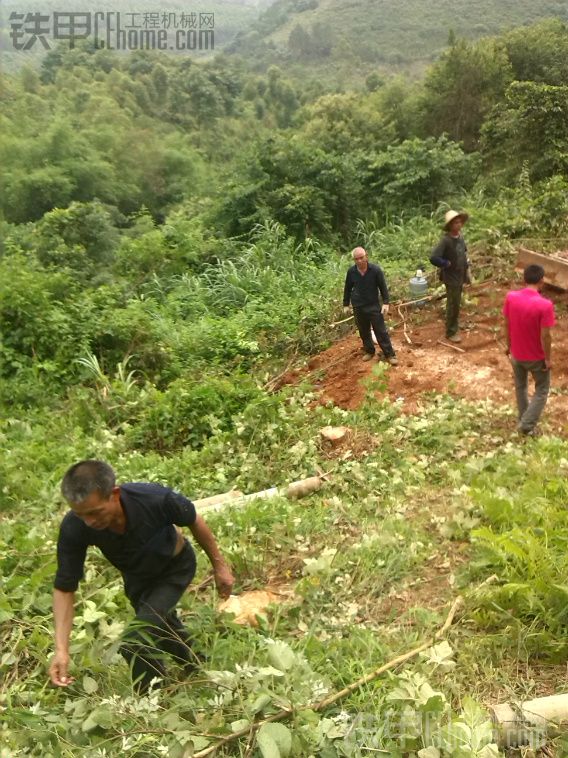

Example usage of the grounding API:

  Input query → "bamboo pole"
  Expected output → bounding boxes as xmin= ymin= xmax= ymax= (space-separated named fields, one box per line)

xmin=313 ymin=596 xmax=463 ymax=712
xmin=331 ymin=293 xmax=444 ymax=326
xmin=193 ymin=596 xmax=463 ymax=758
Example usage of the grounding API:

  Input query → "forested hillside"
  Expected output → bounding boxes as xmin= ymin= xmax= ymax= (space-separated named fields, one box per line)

xmin=227 ymin=0 xmax=568 ymax=84
xmin=0 ymin=0 xmax=276 ymax=72
xmin=2 ymin=16 xmax=568 ymax=757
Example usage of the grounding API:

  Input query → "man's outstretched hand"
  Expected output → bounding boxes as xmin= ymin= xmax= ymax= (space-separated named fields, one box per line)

xmin=214 ymin=563 xmax=235 ymax=599
xmin=49 ymin=651 xmax=75 ymax=687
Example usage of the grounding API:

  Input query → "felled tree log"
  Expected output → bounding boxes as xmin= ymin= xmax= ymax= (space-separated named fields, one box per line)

xmin=285 ymin=476 xmax=322 ymax=499
xmin=490 ymin=694 xmax=568 ymax=747
xmin=193 ymin=490 xmax=244 ymax=510
xmin=196 ymin=477 xmax=325 ymax=514
xmin=197 ymin=487 xmax=279 ymax=514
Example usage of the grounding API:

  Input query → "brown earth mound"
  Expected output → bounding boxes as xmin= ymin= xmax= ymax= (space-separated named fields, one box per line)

xmin=280 ymin=282 xmax=568 ymax=435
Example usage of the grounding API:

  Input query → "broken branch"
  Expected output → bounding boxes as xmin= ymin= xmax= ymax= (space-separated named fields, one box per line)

xmin=330 ymin=314 xmax=354 ymax=326
xmin=437 ymin=339 xmax=466 ymax=353
xmin=397 ymin=305 xmax=413 ymax=345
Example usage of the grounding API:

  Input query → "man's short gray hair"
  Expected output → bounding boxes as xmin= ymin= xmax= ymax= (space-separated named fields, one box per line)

xmin=61 ymin=460 xmax=116 ymax=505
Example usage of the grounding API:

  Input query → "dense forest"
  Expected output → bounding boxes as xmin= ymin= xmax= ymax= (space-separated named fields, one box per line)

xmin=2 ymin=12 xmax=568 ymax=757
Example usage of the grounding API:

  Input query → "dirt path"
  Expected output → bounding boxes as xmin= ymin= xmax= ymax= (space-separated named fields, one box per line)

xmin=282 ymin=282 xmax=568 ymax=435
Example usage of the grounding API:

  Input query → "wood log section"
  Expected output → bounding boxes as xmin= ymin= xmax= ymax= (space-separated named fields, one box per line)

xmin=490 ymin=694 xmax=568 ymax=747
xmin=320 ymin=425 xmax=349 ymax=447
xmin=193 ymin=490 xmax=244 ymax=510
xmin=196 ymin=476 xmax=325 ymax=513
xmin=196 ymin=486 xmax=279 ymax=514
xmin=218 ymin=590 xmax=285 ymax=626
xmin=285 ymin=476 xmax=323 ymax=499
xmin=516 ymin=247 xmax=568 ymax=290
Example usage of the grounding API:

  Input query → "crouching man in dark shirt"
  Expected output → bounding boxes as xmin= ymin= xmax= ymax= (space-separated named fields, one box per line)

xmin=49 ymin=459 xmax=234 ymax=694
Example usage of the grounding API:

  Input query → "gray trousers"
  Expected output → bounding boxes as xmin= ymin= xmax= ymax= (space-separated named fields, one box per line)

xmin=511 ymin=358 xmax=550 ymax=433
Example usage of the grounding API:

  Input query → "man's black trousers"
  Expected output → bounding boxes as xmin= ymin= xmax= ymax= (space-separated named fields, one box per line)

xmin=445 ymin=284 xmax=463 ymax=338
xmin=353 ymin=305 xmax=395 ymax=358
xmin=120 ymin=545 xmax=197 ymax=693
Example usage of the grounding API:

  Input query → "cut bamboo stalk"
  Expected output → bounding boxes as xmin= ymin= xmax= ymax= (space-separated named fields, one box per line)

xmin=193 ymin=597 xmax=463 ymax=758
xmin=328 ymin=277 xmax=494 ymax=329
xmin=312 ymin=596 xmax=463 ymax=712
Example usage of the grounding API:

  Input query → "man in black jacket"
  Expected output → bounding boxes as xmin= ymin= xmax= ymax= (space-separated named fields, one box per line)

xmin=430 ymin=210 xmax=471 ymax=343
xmin=343 ymin=247 xmax=398 ymax=365
xmin=49 ymin=460 xmax=234 ymax=694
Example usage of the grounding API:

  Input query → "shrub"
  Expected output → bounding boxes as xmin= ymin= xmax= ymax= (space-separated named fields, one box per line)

xmin=127 ymin=374 xmax=262 ymax=452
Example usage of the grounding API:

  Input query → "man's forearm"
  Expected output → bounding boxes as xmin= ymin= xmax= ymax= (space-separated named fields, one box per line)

xmin=541 ymin=330 xmax=552 ymax=362
xmin=189 ymin=515 xmax=234 ymax=596
xmin=503 ymin=317 xmax=511 ymax=351
xmin=189 ymin=515 xmax=228 ymax=568
xmin=53 ymin=589 xmax=75 ymax=653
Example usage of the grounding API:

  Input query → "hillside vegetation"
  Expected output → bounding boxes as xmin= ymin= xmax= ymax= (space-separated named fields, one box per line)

xmin=0 ymin=0 xmax=275 ymax=73
xmin=2 ymin=15 xmax=568 ymax=757
xmin=227 ymin=0 xmax=568 ymax=84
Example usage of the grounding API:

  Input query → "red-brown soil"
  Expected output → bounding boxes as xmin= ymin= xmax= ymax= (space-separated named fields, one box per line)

xmin=281 ymin=282 xmax=568 ymax=434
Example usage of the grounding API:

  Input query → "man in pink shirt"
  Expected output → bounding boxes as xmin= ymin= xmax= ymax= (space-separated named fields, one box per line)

xmin=503 ymin=264 xmax=555 ymax=435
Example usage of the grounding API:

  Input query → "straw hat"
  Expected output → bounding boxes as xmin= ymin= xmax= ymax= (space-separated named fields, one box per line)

xmin=444 ymin=210 xmax=469 ymax=230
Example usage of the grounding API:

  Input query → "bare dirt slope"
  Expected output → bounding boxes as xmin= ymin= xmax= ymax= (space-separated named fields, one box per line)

xmin=282 ymin=282 xmax=568 ymax=434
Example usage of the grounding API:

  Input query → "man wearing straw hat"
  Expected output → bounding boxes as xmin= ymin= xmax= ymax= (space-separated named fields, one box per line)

xmin=430 ymin=210 xmax=471 ymax=343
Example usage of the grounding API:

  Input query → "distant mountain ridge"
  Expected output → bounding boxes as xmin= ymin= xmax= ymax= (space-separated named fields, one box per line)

xmin=227 ymin=0 xmax=568 ymax=81
xmin=0 ymin=0 xmax=279 ymax=69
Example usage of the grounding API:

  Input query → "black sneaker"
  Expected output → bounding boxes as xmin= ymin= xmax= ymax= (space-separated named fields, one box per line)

xmin=518 ymin=427 xmax=540 ymax=438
